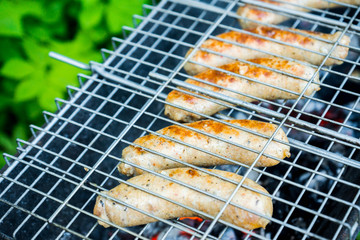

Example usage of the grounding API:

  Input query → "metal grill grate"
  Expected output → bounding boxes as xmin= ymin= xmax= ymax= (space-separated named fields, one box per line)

xmin=1 ymin=0 xmax=360 ymax=239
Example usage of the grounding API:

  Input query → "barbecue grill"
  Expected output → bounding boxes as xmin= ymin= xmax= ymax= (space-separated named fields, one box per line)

xmin=1 ymin=0 xmax=360 ymax=239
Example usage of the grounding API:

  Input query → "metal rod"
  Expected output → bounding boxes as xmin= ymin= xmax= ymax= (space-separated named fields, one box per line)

xmin=49 ymin=52 xmax=91 ymax=70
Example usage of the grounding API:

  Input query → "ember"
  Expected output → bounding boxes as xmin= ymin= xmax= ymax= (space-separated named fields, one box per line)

xmin=178 ymin=217 xmax=203 ymax=222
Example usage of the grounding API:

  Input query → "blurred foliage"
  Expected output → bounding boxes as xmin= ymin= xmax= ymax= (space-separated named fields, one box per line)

xmin=0 ymin=0 xmax=153 ymax=169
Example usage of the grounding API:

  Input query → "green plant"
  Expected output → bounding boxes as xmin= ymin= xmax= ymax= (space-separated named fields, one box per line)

xmin=0 ymin=0 xmax=153 ymax=169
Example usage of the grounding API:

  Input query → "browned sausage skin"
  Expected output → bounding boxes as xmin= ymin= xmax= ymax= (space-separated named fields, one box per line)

xmin=118 ymin=119 xmax=290 ymax=176
xmin=237 ymin=0 xmax=360 ymax=29
xmin=94 ymin=168 xmax=273 ymax=230
xmin=184 ymin=26 xmax=350 ymax=75
xmin=167 ymin=57 xmax=320 ymax=122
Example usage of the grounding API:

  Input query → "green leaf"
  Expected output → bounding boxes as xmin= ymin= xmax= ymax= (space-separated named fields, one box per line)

xmin=0 ymin=132 xmax=15 ymax=154
xmin=12 ymin=123 xmax=28 ymax=142
xmin=0 ymin=38 xmax=22 ymax=62
xmin=72 ymin=31 xmax=94 ymax=52
xmin=42 ymin=1 xmax=64 ymax=24
xmin=68 ymin=1 xmax=82 ymax=19
xmin=0 ymin=95 xmax=12 ymax=110
xmin=86 ymin=27 xmax=108 ymax=43
xmin=23 ymin=38 xmax=49 ymax=64
xmin=80 ymin=0 xmax=99 ymax=7
xmin=23 ymin=19 xmax=52 ymax=42
xmin=0 ymin=2 xmax=23 ymax=36
xmin=48 ymin=61 xmax=82 ymax=88
xmin=51 ymin=31 xmax=99 ymax=64
xmin=15 ymin=0 xmax=44 ymax=17
xmin=14 ymin=71 xmax=43 ymax=102
xmin=2 ymin=77 xmax=17 ymax=95
xmin=14 ymin=79 xmax=40 ymax=102
xmin=1 ymin=58 xmax=34 ymax=80
xmin=38 ymin=86 xmax=63 ymax=112
xmin=0 ymin=155 xmax=6 ymax=169
xmin=105 ymin=4 xmax=128 ymax=34
xmin=24 ymin=100 xmax=43 ymax=121
xmin=80 ymin=2 xmax=104 ymax=29
xmin=0 ymin=17 xmax=23 ymax=37
xmin=105 ymin=0 xmax=150 ymax=34
xmin=47 ymin=20 xmax=68 ymax=39
xmin=0 ymin=0 xmax=44 ymax=37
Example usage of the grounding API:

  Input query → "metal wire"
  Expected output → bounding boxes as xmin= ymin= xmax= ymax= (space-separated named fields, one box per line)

xmin=1 ymin=0 xmax=360 ymax=239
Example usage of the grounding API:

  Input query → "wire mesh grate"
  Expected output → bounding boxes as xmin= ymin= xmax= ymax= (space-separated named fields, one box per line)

xmin=1 ymin=0 xmax=360 ymax=239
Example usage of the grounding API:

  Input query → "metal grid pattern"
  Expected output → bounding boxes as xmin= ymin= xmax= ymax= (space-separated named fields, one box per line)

xmin=1 ymin=0 xmax=360 ymax=239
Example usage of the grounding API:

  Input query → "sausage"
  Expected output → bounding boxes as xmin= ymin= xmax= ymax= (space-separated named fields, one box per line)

xmin=118 ymin=119 xmax=290 ymax=176
xmin=237 ymin=0 xmax=360 ymax=29
xmin=167 ymin=57 xmax=320 ymax=122
xmin=93 ymin=168 xmax=273 ymax=230
xmin=184 ymin=26 xmax=350 ymax=75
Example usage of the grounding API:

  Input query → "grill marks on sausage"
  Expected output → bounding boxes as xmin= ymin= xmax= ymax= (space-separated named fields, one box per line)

xmin=166 ymin=57 xmax=320 ymax=122
xmin=184 ymin=26 xmax=350 ymax=75
xmin=118 ymin=119 xmax=290 ymax=176
xmin=256 ymin=27 xmax=313 ymax=45
xmin=215 ymin=28 xmax=315 ymax=52
xmin=94 ymin=168 xmax=273 ymax=229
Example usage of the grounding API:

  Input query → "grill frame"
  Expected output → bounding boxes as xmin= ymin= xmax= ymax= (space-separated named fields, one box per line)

xmin=1 ymin=0 xmax=360 ymax=239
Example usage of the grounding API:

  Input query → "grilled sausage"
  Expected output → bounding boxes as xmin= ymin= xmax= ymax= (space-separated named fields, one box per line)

xmin=94 ymin=168 xmax=273 ymax=230
xmin=118 ymin=119 xmax=290 ymax=176
xmin=184 ymin=26 xmax=350 ymax=75
xmin=167 ymin=57 xmax=320 ymax=122
xmin=237 ymin=0 xmax=360 ymax=29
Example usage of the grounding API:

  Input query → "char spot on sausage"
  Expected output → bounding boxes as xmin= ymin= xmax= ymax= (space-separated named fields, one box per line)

xmin=186 ymin=169 xmax=199 ymax=177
